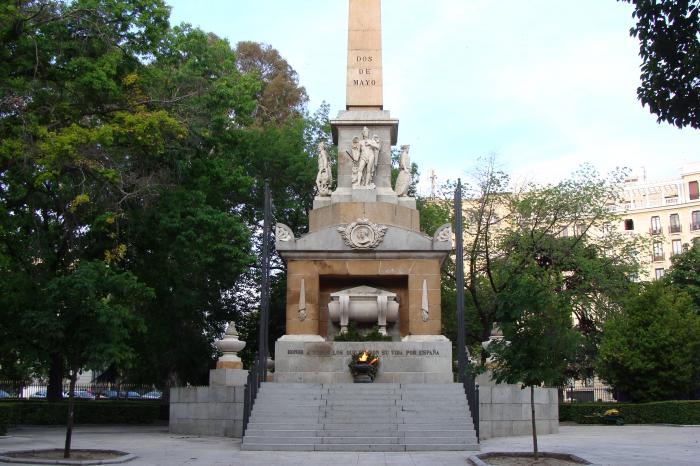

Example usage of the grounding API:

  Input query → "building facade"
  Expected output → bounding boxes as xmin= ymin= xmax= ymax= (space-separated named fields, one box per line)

xmin=614 ymin=163 xmax=700 ymax=280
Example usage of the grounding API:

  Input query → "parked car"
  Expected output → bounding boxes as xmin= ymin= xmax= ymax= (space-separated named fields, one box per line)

xmin=141 ymin=391 xmax=162 ymax=400
xmin=29 ymin=390 xmax=47 ymax=399
xmin=0 ymin=390 xmax=11 ymax=399
xmin=122 ymin=391 xmax=141 ymax=400
xmin=72 ymin=390 xmax=95 ymax=400
xmin=98 ymin=389 xmax=119 ymax=400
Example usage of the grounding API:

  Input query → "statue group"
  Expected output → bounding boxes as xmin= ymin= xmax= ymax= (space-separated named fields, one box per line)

xmin=315 ymin=128 xmax=411 ymax=197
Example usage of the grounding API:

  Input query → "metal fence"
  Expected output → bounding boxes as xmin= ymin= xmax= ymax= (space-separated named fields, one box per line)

xmin=0 ymin=380 xmax=161 ymax=400
xmin=558 ymin=386 xmax=617 ymax=403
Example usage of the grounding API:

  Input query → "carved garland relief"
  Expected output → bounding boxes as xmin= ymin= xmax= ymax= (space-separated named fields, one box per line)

xmin=337 ymin=218 xmax=388 ymax=249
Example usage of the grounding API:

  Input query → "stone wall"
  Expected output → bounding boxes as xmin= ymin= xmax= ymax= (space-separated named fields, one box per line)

xmin=169 ymin=368 xmax=247 ymax=438
xmin=478 ymin=384 xmax=559 ymax=440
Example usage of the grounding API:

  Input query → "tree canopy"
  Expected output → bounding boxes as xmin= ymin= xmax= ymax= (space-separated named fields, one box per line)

xmin=0 ymin=0 xmax=320 ymax=392
xmin=420 ymin=160 xmax=643 ymax=380
xmin=597 ymin=281 xmax=700 ymax=402
xmin=665 ymin=241 xmax=700 ymax=312
xmin=620 ymin=0 xmax=700 ymax=129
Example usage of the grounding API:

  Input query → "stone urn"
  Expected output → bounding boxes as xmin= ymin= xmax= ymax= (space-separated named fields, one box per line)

xmin=214 ymin=322 xmax=246 ymax=369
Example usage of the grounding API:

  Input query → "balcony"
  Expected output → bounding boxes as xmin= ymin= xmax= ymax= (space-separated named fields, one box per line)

xmin=669 ymin=225 xmax=682 ymax=234
xmin=652 ymin=253 xmax=665 ymax=262
xmin=649 ymin=227 xmax=663 ymax=235
xmin=691 ymin=223 xmax=700 ymax=232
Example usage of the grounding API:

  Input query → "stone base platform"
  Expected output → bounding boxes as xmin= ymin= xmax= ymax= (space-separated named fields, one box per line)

xmin=274 ymin=336 xmax=452 ymax=384
xmin=169 ymin=368 xmax=248 ymax=438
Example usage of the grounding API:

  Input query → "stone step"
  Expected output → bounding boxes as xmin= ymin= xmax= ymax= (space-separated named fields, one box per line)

xmin=405 ymin=444 xmax=480 ymax=451
xmin=240 ymin=443 xmax=480 ymax=452
xmin=243 ymin=429 xmax=476 ymax=438
xmin=243 ymin=382 xmax=479 ymax=452
xmin=248 ymin=421 xmax=474 ymax=433
xmin=313 ymin=444 xmax=407 ymax=452
xmin=241 ymin=443 xmax=315 ymax=452
xmin=244 ymin=434 xmax=477 ymax=445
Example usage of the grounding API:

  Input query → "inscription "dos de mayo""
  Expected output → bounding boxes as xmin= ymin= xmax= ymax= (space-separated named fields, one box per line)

xmin=352 ymin=55 xmax=377 ymax=86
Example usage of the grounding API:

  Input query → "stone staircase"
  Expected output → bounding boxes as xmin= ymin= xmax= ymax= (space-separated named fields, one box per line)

xmin=241 ymin=382 xmax=479 ymax=451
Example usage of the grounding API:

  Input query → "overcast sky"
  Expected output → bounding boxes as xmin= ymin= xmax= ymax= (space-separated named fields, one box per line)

xmin=166 ymin=0 xmax=699 ymax=195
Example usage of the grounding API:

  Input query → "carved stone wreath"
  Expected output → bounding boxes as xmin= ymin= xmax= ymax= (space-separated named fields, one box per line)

xmin=337 ymin=218 xmax=388 ymax=249
xmin=275 ymin=223 xmax=294 ymax=242
xmin=434 ymin=224 xmax=452 ymax=242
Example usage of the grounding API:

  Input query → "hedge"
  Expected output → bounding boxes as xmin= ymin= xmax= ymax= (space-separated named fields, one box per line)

xmin=0 ymin=401 xmax=164 ymax=427
xmin=0 ymin=404 xmax=10 ymax=435
xmin=560 ymin=401 xmax=700 ymax=425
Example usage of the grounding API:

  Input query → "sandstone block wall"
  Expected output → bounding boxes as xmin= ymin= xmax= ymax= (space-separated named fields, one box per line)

xmin=478 ymin=384 xmax=559 ymax=440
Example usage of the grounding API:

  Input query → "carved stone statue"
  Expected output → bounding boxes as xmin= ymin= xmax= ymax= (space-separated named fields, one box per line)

xmin=346 ymin=136 xmax=361 ymax=185
xmin=351 ymin=126 xmax=382 ymax=188
xmin=394 ymin=144 xmax=411 ymax=196
xmin=315 ymin=141 xmax=332 ymax=196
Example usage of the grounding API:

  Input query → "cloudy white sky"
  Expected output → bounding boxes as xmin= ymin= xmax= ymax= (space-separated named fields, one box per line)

xmin=167 ymin=0 xmax=699 ymax=195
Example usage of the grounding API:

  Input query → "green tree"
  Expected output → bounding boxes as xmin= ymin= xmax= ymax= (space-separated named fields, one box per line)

xmin=0 ymin=0 xmax=177 ymax=400
xmin=598 ymin=281 xmax=700 ymax=402
xmin=234 ymin=41 xmax=309 ymax=125
xmin=438 ymin=160 xmax=642 ymax=374
xmin=41 ymin=261 xmax=152 ymax=458
xmin=619 ymin=0 xmax=700 ymax=129
xmin=665 ymin=241 xmax=700 ymax=312
xmin=489 ymin=262 xmax=580 ymax=460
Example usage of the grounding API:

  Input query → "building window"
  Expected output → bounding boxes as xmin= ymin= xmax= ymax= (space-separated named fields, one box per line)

xmin=690 ymin=181 xmax=699 ymax=200
xmin=655 ymin=268 xmax=665 ymax=280
xmin=692 ymin=211 xmax=700 ymax=230
xmin=669 ymin=213 xmax=681 ymax=233
xmin=652 ymin=242 xmax=664 ymax=261
xmin=672 ymin=239 xmax=682 ymax=256
xmin=560 ymin=226 xmax=568 ymax=237
xmin=650 ymin=216 xmax=661 ymax=235
xmin=624 ymin=219 xmax=634 ymax=231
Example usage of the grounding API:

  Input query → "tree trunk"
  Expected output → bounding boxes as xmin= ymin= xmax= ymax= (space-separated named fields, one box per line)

xmin=63 ymin=370 xmax=77 ymax=458
xmin=531 ymin=385 xmax=538 ymax=460
xmin=47 ymin=353 xmax=64 ymax=401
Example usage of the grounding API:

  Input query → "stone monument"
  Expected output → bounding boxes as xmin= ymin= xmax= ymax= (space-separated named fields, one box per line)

xmin=274 ymin=0 xmax=453 ymax=383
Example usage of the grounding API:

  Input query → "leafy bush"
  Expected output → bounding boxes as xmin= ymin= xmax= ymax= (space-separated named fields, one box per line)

xmin=560 ymin=401 xmax=700 ymax=424
xmin=0 ymin=401 xmax=163 ymax=426
xmin=333 ymin=323 xmax=392 ymax=342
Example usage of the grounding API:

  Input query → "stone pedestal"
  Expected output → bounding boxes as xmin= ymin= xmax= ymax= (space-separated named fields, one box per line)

xmin=476 ymin=371 xmax=560 ymax=440
xmin=274 ymin=336 xmax=452 ymax=384
xmin=169 ymin=367 xmax=248 ymax=438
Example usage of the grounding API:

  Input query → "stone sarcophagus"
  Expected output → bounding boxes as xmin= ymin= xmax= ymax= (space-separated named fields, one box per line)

xmin=328 ymin=286 xmax=399 ymax=335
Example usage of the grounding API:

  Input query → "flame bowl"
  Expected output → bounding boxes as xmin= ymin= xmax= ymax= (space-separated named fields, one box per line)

xmin=352 ymin=363 xmax=374 ymax=383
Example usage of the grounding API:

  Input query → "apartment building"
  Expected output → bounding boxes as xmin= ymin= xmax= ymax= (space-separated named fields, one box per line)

xmin=615 ymin=163 xmax=700 ymax=280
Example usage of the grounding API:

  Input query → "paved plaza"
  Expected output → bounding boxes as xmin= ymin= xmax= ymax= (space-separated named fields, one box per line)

xmin=1 ymin=424 xmax=698 ymax=466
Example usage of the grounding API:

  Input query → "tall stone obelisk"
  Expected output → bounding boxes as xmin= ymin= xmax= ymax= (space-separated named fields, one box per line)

xmin=346 ymin=0 xmax=383 ymax=110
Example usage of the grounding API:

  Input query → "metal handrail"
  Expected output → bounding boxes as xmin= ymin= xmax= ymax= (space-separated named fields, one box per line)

xmin=242 ymin=355 xmax=261 ymax=435
xmin=461 ymin=374 xmax=480 ymax=441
